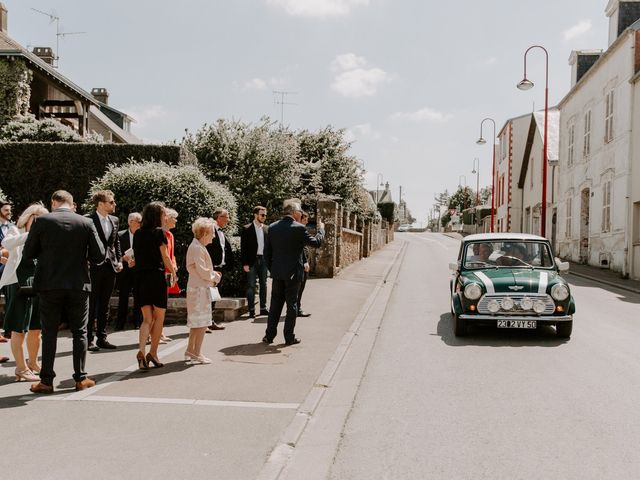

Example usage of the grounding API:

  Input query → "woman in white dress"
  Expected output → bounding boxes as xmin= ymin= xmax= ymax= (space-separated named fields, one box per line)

xmin=185 ymin=217 xmax=221 ymax=364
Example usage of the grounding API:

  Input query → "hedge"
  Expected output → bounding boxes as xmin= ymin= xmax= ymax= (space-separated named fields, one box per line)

xmin=0 ymin=142 xmax=180 ymax=213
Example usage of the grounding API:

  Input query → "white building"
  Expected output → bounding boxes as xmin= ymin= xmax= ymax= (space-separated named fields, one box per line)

xmin=494 ymin=114 xmax=531 ymax=233
xmin=557 ymin=0 xmax=640 ymax=277
xmin=517 ymin=110 xmax=560 ymax=245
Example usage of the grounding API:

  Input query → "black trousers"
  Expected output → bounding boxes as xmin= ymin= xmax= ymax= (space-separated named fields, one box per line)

xmin=297 ymin=271 xmax=308 ymax=312
xmin=115 ymin=269 xmax=141 ymax=329
xmin=89 ymin=266 xmax=116 ymax=343
xmin=39 ymin=290 xmax=89 ymax=385
xmin=265 ymin=278 xmax=300 ymax=342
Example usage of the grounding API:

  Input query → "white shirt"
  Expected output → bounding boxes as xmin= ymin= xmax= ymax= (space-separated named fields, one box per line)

xmin=97 ymin=212 xmax=112 ymax=239
xmin=253 ymin=220 xmax=265 ymax=255
xmin=128 ymin=229 xmax=134 ymax=250
xmin=217 ymin=227 xmax=226 ymax=267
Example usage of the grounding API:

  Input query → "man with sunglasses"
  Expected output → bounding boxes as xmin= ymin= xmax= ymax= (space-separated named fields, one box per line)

xmin=87 ymin=190 xmax=122 ymax=351
xmin=241 ymin=206 xmax=270 ymax=318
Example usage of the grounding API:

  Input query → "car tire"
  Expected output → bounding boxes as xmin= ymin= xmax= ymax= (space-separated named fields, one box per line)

xmin=556 ymin=321 xmax=572 ymax=339
xmin=453 ymin=312 xmax=468 ymax=336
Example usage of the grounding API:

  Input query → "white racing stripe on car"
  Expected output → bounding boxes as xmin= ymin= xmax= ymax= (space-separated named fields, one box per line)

xmin=475 ymin=271 xmax=495 ymax=294
xmin=538 ymin=271 xmax=548 ymax=293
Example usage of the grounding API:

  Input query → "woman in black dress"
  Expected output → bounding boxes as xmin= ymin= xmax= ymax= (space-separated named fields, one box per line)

xmin=133 ymin=202 xmax=178 ymax=369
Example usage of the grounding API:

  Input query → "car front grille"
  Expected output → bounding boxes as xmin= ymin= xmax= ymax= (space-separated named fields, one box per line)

xmin=477 ymin=293 xmax=555 ymax=315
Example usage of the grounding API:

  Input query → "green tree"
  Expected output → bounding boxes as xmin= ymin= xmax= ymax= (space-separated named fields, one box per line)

xmin=183 ymin=117 xmax=300 ymax=224
xmin=0 ymin=114 xmax=84 ymax=142
xmin=448 ymin=186 xmax=475 ymax=211
xmin=0 ymin=59 xmax=31 ymax=126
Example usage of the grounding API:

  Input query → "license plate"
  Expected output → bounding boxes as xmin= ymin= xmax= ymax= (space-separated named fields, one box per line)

xmin=497 ymin=320 xmax=537 ymax=329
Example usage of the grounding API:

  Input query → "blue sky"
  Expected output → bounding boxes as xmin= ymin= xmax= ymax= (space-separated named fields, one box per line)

xmin=4 ymin=0 xmax=611 ymax=221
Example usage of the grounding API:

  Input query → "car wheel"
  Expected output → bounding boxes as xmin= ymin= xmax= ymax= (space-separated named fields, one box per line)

xmin=453 ymin=312 xmax=468 ymax=337
xmin=556 ymin=321 xmax=572 ymax=339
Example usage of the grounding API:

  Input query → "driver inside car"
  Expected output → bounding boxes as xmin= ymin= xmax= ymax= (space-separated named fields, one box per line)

xmin=497 ymin=243 xmax=527 ymax=266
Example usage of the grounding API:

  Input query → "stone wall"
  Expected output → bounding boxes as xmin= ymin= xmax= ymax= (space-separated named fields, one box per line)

xmin=313 ymin=200 xmax=393 ymax=278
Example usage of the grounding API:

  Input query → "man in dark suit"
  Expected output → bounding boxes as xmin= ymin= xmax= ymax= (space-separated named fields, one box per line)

xmin=206 ymin=207 xmax=234 ymax=331
xmin=87 ymin=190 xmax=122 ymax=350
xmin=241 ymin=205 xmax=269 ymax=318
xmin=263 ymin=200 xmax=324 ymax=346
xmin=23 ymin=190 xmax=105 ymax=393
xmin=115 ymin=212 xmax=142 ymax=330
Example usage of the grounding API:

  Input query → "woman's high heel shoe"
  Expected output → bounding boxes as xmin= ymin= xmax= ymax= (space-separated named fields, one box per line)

xmin=146 ymin=353 xmax=164 ymax=368
xmin=136 ymin=351 xmax=148 ymax=370
xmin=15 ymin=368 xmax=39 ymax=382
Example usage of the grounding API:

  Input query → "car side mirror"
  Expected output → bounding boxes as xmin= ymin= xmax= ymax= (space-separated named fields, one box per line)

xmin=449 ymin=262 xmax=459 ymax=273
xmin=555 ymin=258 xmax=570 ymax=273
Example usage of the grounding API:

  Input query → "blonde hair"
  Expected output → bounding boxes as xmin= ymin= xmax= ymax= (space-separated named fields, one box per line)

xmin=192 ymin=217 xmax=215 ymax=240
xmin=165 ymin=208 xmax=178 ymax=219
xmin=17 ymin=202 xmax=48 ymax=229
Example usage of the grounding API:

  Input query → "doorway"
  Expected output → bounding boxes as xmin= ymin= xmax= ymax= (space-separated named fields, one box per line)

xmin=580 ymin=189 xmax=590 ymax=263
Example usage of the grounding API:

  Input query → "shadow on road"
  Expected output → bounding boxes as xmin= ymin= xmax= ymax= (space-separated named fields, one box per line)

xmin=435 ymin=313 xmax=569 ymax=347
xmin=219 ymin=342 xmax=283 ymax=356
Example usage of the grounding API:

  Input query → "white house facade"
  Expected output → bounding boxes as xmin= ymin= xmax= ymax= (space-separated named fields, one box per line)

xmin=557 ymin=0 xmax=640 ymax=277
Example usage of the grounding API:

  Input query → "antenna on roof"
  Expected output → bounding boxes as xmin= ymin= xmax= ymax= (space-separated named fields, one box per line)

xmin=273 ymin=90 xmax=298 ymax=127
xmin=31 ymin=7 xmax=86 ymax=68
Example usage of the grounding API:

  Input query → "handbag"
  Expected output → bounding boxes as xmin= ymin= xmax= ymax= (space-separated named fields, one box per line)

xmin=16 ymin=257 xmax=36 ymax=297
xmin=209 ymin=286 xmax=222 ymax=302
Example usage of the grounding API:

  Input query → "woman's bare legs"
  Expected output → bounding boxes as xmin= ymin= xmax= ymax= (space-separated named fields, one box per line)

xmin=10 ymin=332 xmax=27 ymax=371
xmin=26 ymin=329 xmax=41 ymax=372
xmin=148 ymin=307 xmax=166 ymax=359
xmin=138 ymin=305 xmax=154 ymax=354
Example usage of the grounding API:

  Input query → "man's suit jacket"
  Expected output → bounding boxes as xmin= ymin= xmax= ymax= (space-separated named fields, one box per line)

xmin=23 ymin=208 xmax=105 ymax=292
xmin=117 ymin=229 xmax=134 ymax=277
xmin=265 ymin=216 xmax=323 ymax=282
xmin=206 ymin=226 xmax=234 ymax=271
xmin=88 ymin=212 xmax=121 ymax=272
xmin=240 ymin=222 xmax=269 ymax=267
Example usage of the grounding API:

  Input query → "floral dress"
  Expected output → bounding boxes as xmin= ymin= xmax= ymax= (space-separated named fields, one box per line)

xmin=186 ymin=238 xmax=220 ymax=328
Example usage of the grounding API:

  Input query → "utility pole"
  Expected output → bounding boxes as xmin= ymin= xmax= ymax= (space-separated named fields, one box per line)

xmin=273 ymin=90 xmax=297 ymax=127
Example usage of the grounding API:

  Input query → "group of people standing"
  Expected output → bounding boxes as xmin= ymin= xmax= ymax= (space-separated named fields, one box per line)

xmin=0 ymin=190 xmax=324 ymax=393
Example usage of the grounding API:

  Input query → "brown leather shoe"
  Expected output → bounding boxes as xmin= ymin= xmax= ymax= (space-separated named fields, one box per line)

xmin=30 ymin=382 xmax=54 ymax=394
xmin=75 ymin=377 xmax=96 ymax=391
xmin=209 ymin=323 xmax=225 ymax=331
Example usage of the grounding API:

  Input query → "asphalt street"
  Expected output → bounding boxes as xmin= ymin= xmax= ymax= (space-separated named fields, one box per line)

xmin=2 ymin=232 xmax=640 ymax=480
xmin=329 ymin=232 xmax=640 ymax=480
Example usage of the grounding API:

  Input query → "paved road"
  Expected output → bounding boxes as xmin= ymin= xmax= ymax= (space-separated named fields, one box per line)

xmin=329 ymin=232 xmax=640 ymax=480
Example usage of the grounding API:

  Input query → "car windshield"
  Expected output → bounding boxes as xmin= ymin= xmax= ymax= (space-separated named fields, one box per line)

xmin=462 ymin=240 xmax=554 ymax=269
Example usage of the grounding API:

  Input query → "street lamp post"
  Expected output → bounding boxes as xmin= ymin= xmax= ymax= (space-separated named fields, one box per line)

xmin=517 ymin=44 xmax=549 ymax=238
xmin=472 ymin=157 xmax=480 ymax=232
xmin=476 ymin=118 xmax=497 ymax=232
xmin=376 ymin=173 xmax=384 ymax=204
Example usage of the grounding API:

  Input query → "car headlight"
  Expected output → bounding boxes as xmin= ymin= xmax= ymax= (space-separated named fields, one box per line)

xmin=487 ymin=299 xmax=500 ymax=313
xmin=464 ymin=283 xmax=482 ymax=300
xmin=533 ymin=300 xmax=546 ymax=314
xmin=551 ymin=283 xmax=570 ymax=301
xmin=501 ymin=297 xmax=514 ymax=310
xmin=520 ymin=297 xmax=533 ymax=310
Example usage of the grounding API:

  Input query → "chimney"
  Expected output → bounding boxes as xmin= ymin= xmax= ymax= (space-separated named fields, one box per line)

xmin=32 ymin=47 xmax=55 ymax=65
xmin=0 ymin=2 xmax=8 ymax=33
xmin=568 ymin=50 xmax=603 ymax=87
xmin=91 ymin=88 xmax=109 ymax=105
xmin=606 ymin=0 xmax=640 ymax=45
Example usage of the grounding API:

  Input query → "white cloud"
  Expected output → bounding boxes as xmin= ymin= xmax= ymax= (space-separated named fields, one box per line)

xmin=266 ymin=0 xmax=369 ymax=18
xmin=125 ymin=105 xmax=168 ymax=127
xmin=243 ymin=78 xmax=269 ymax=91
xmin=330 ymin=53 xmax=393 ymax=98
xmin=390 ymin=107 xmax=453 ymax=123
xmin=345 ymin=123 xmax=380 ymax=142
xmin=564 ymin=20 xmax=592 ymax=41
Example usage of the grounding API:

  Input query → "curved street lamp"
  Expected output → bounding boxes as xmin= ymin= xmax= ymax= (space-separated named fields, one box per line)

xmin=477 ymin=118 xmax=496 ymax=232
xmin=517 ymin=44 xmax=549 ymax=238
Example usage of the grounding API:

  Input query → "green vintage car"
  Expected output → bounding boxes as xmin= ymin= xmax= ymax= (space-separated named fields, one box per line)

xmin=449 ymin=233 xmax=575 ymax=338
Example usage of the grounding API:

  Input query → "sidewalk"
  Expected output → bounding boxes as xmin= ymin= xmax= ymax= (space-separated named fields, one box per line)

xmin=567 ymin=261 xmax=640 ymax=294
